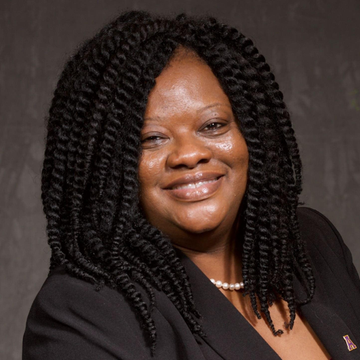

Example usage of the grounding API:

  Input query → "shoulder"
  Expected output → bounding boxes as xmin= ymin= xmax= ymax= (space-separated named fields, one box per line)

xmin=297 ymin=206 xmax=351 ymax=260
xmin=296 ymin=206 xmax=360 ymax=291
xmin=28 ymin=265 xmax=138 ymax=326
xmin=297 ymin=206 xmax=345 ymax=252
xmin=23 ymin=266 xmax=150 ymax=359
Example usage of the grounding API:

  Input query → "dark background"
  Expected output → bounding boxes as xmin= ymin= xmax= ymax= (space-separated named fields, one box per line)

xmin=1 ymin=0 xmax=359 ymax=358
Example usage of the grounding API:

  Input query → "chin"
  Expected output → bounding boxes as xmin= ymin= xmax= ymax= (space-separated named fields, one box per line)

xmin=184 ymin=226 xmax=216 ymax=235
xmin=173 ymin=206 xmax=228 ymax=234
xmin=179 ymin=219 xmax=222 ymax=235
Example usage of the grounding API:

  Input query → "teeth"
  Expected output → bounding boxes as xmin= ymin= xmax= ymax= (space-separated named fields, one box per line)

xmin=172 ymin=179 xmax=217 ymax=190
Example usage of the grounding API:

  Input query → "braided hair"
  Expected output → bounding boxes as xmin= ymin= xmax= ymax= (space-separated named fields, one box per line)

xmin=41 ymin=10 xmax=315 ymax=354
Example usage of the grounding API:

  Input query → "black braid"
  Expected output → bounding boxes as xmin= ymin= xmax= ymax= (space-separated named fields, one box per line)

xmin=41 ymin=11 xmax=315 ymax=353
xmin=187 ymin=18 xmax=314 ymax=328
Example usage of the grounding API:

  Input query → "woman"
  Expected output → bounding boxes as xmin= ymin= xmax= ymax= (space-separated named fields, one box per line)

xmin=23 ymin=10 xmax=360 ymax=360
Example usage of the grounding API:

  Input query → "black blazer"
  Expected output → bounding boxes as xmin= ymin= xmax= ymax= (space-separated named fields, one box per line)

xmin=23 ymin=207 xmax=360 ymax=360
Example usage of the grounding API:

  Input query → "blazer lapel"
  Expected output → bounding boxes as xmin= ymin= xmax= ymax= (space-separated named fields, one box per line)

xmin=178 ymin=251 xmax=281 ymax=360
xmin=294 ymin=264 xmax=360 ymax=360
xmin=178 ymin=249 xmax=360 ymax=360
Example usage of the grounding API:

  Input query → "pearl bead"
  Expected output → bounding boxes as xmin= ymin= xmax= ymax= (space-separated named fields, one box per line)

xmin=210 ymin=278 xmax=244 ymax=291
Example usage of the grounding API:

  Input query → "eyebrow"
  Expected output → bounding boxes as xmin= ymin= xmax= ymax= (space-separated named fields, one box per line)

xmin=143 ymin=102 xmax=232 ymax=122
xmin=196 ymin=102 xmax=232 ymax=113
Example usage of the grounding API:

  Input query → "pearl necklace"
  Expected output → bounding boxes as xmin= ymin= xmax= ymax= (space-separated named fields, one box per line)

xmin=210 ymin=278 xmax=245 ymax=291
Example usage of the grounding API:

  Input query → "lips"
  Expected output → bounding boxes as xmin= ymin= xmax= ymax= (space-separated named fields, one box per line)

xmin=164 ymin=172 xmax=224 ymax=189
xmin=163 ymin=172 xmax=224 ymax=201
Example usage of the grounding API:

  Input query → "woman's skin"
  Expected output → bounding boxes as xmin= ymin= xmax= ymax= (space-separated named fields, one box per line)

xmin=138 ymin=46 xmax=331 ymax=360
xmin=139 ymin=47 xmax=247 ymax=286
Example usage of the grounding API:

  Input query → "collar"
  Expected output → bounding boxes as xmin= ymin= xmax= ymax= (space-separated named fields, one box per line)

xmin=177 ymin=250 xmax=360 ymax=360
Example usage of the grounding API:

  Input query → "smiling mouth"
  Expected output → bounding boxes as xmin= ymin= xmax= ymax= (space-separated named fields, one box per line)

xmin=165 ymin=176 xmax=224 ymax=201
xmin=170 ymin=178 xmax=220 ymax=190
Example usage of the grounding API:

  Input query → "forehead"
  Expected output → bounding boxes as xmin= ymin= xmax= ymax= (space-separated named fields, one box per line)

xmin=144 ymin=50 xmax=231 ymax=119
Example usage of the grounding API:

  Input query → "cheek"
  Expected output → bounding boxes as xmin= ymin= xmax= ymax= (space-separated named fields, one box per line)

xmin=216 ymin=135 xmax=249 ymax=198
xmin=213 ymin=135 xmax=249 ymax=168
xmin=213 ymin=140 xmax=234 ymax=152
xmin=138 ymin=153 xmax=165 ymax=201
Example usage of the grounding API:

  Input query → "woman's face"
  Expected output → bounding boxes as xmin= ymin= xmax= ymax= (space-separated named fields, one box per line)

xmin=138 ymin=50 xmax=249 ymax=247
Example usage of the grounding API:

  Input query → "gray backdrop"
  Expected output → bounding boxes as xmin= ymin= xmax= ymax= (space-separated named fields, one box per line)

xmin=1 ymin=0 xmax=359 ymax=359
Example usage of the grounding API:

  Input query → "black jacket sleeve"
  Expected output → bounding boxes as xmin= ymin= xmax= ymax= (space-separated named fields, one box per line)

xmin=299 ymin=207 xmax=360 ymax=292
xmin=22 ymin=267 xmax=151 ymax=360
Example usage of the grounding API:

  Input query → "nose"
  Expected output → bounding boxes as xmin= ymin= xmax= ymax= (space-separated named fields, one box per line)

xmin=166 ymin=136 xmax=212 ymax=169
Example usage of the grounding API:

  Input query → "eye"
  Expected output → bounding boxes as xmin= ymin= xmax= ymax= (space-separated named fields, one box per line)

xmin=202 ymin=121 xmax=227 ymax=132
xmin=141 ymin=133 xmax=168 ymax=149
xmin=141 ymin=135 xmax=164 ymax=143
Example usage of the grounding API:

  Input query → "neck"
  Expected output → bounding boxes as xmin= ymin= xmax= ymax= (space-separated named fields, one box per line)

xmin=173 ymin=231 xmax=243 ymax=284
